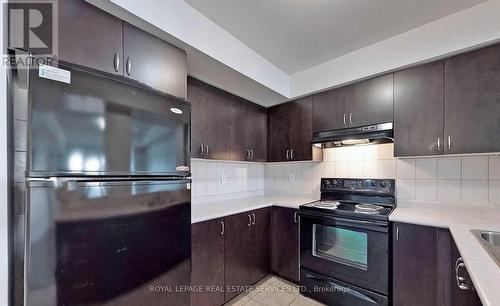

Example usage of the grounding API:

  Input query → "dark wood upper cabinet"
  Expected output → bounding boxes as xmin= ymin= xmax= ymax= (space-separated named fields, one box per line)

xmin=267 ymin=98 xmax=313 ymax=162
xmin=267 ymin=103 xmax=290 ymax=162
xmin=251 ymin=208 xmax=271 ymax=283
xmin=204 ymin=86 xmax=232 ymax=160
xmin=187 ymin=77 xmax=206 ymax=159
xmin=289 ymin=97 xmax=313 ymax=161
xmin=123 ymin=23 xmax=186 ymax=99
xmin=444 ymin=43 xmax=500 ymax=154
xmin=231 ymin=96 xmax=267 ymax=162
xmin=312 ymin=87 xmax=349 ymax=132
xmin=191 ymin=219 xmax=225 ymax=306
xmin=58 ymin=0 xmax=123 ymax=75
xmin=224 ymin=212 xmax=253 ymax=302
xmin=271 ymin=207 xmax=299 ymax=283
xmin=348 ymin=74 xmax=394 ymax=127
xmin=394 ymin=62 xmax=444 ymax=157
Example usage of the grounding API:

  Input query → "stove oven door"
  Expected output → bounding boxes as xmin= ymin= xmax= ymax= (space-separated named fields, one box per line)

xmin=300 ymin=211 xmax=389 ymax=295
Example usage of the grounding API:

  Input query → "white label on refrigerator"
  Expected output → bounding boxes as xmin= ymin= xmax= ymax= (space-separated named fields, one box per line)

xmin=39 ymin=65 xmax=71 ymax=84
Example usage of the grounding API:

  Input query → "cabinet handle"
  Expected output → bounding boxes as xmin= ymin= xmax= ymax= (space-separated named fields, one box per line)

xmin=455 ymin=258 xmax=472 ymax=290
xmin=220 ymin=221 xmax=225 ymax=235
xmin=294 ymin=212 xmax=298 ymax=224
xmin=246 ymin=149 xmax=251 ymax=160
xmin=290 ymin=149 xmax=294 ymax=160
xmin=437 ymin=137 xmax=441 ymax=151
xmin=252 ymin=213 xmax=256 ymax=225
xmin=349 ymin=113 xmax=353 ymax=125
xmin=113 ymin=53 xmax=120 ymax=72
xmin=250 ymin=150 xmax=254 ymax=160
xmin=447 ymin=136 xmax=452 ymax=150
xmin=286 ymin=149 xmax=290 ymax=160
xmin=396 ymin=226 xmax=399 ymax=241
xmin=200 ymin=144 xmax=204 ymax=155
xmin=343 ymin=113 xmax=347 ymax=126
xmin=205 ymin=144 xmax=209 ymax=156
xmin=247 ymin=215 xmax=252 ymax=227
xmin=126 ymin=57 xmax=131 ymax=76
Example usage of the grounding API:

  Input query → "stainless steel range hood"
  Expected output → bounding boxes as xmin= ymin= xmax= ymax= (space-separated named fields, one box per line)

xmin=312 ymin=122 xmax=393 ymax=148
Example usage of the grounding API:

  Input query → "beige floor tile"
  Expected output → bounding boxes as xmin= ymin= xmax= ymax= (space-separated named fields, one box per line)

xmin=290 ymin=295 xmax=327 ymax=306
xmin=272 ymin=278 xmax=301 ymax=296
xmin=246 ymin=277 xmax=276 ymax=298
xmin=252 ymin=285 xmax=296 ymax=306
xmin=242 ymin=299 xmax=261 ymax=306
xmin=224 ymin=294 xmax=251 ymax=306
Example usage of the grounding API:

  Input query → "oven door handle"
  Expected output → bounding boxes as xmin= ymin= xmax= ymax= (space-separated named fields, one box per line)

xmin=299 ymin=211 xmax=388 ymax=232
xmin=305 ymin=274 xmax=377 ymax=304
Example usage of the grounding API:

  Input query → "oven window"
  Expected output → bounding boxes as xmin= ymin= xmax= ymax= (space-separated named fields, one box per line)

xmin=312 ymin=224 xmax=368 ymax=270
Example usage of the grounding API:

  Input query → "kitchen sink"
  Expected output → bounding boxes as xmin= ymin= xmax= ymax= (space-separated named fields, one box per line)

xmin=471 ymin=230 xmax=500 ymax=268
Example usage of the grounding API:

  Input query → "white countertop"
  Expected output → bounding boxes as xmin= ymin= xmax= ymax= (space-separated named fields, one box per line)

xmin=390 ymin=201 xmax=500 ymax=306
xmin=191 ymin=192 xmax=318 ymax=224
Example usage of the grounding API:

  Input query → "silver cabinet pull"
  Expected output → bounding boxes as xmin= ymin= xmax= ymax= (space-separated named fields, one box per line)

xmin=437 ymin=137 xmax=441 ymax=151
xmin=126 ymin=57 xmax=131 ymax=76
xmin=343 ymin=113 xmax=347 ymax=126
xmin=250 ymin=150 xmax=254 ymax=160
xmin=200 ymin=144 xmax=204 ymax=155
xmin=220 ymin=221 xmax=225 ymax=235
xmin=286 ymin=149 xmax=290 ymax=160
xmin=396 ymin=226 xmax=399 ymax=241
xmin=294 ymin=212 xmax=298 ymax=224
xmin=447 ymin=136 xmax=452 ymax=150
xmin=252 ymin=213 xmax=256 ymax=225
xmin=246 ymin=149 xmax=251 ymax=160
xmin=290 ymin=149 xmax=294 ymax=160
xmin=205 ymin=144 xmax=209 ymax=156
xmin=113 ymin=53 xmax=120 ymax=72
xmin=349 ymin=113 xmax=353 ymax=125
xmin=455 ymin=258 xmax=472 ymax=290
xmin=247 ymin=215 xmax=252 ymax=227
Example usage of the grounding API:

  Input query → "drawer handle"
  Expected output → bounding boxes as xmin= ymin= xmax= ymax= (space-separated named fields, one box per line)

xmin=220 ymin=221 xmax=224 ymax=235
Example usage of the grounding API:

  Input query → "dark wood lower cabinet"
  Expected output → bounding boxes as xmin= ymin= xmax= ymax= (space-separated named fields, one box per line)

xmin=251 ymin=208 xmax=272 ymax=283
xmin=191 ymin=219 xmax=225 ymax=306
xmin=392 ymin=222 xmax=482 ymax=306
xmin=271 ymin=207 xmax=299 ymax=283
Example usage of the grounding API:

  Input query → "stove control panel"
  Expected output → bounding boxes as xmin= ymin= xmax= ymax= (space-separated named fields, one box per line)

xmin=321 ymin=178 xmax=395 ymax=194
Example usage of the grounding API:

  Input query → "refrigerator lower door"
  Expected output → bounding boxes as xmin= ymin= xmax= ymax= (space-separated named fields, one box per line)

xmin=25 ymin=178 xmax=191 ymax=306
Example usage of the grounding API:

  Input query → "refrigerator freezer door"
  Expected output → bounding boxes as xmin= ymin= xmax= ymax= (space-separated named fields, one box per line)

xmin=25 ymin=179 xmax=191 ymax=306
xmin=28 ymin=63 xmax=190 ymax=176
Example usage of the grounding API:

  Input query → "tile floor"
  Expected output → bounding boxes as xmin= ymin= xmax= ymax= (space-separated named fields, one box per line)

xmin=223 ymin=275 xmax=326 ymax=306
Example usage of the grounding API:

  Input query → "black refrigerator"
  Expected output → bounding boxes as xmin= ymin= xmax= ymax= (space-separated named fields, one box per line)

xmin=9 ymin=53 xmax=191 ymax=306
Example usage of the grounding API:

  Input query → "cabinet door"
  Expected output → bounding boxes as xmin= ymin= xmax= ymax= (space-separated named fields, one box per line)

xmin=267 ymin=104 xmax=290 ymax=162
xmin=230 ymin=95 xmax=252 ymax=161
xmin=444 ymin=44 xmax=500 ymax=154
xmin=187 ymin=77 xmax=206 ymax=158
xmin=191 ymin=219 xmax=225 ymax=306
xmin=58 ymin=0 xmax=123 ymax=75
xmin=205 ymin=86 xmax=232 ymax=160
xmin=348 ymin=74 xmax=394 ymax=127
xmin=123 ymin=23 xmax=186 ymax=98
xmin=393 ymin=222 xmax=437 ymax=306
xmin=251 ymin=208 xmax=271 ymax=284
xmin=394 ymin=62 xmax=444 ymax=157
xmin=224 ymin=213 xmax=252 ymax=302
xmin=312 ymin=87 xmax=349 ymax=132
xmin=248 ymin=103 xmax=267 ymax=162
xmin=289 ymin=97 xmax=313 ymax=161
xmin=271 ymin=207 xmax=299 ymax=282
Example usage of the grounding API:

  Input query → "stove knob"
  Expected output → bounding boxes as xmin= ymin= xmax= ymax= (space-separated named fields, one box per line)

xmin=370 ymin=181 xmax=377 ymax=188
xmin=380 ymin=181 xmax=389 ymax=189
xmin=324 ymin=180 xmax=331 ymax=187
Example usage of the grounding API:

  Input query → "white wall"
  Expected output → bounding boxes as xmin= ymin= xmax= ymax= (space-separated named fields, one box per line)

xmin=290 ymin=0 xmax=500 ymax=97
xmin=1 ymin=0 xmax=10 ymax=304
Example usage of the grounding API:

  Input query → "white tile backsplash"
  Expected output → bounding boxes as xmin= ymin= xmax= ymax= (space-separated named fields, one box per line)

xmin=193 ymin=144 xmax=500 ymax=207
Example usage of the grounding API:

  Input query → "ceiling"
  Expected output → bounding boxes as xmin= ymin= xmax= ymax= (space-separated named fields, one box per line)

xmin=184 ymin=0 xmax=485 ymax=74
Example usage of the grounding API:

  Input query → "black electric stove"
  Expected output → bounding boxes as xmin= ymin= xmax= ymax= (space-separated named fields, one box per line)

xmin=301 ymin=178 xmax=396 ymax=221
xmin=299 ymin=178 xmax=396 ymax=306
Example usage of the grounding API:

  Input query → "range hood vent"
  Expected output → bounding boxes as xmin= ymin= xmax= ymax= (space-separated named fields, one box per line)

xmin=312 ymin=122 xmax=393 ymax=148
